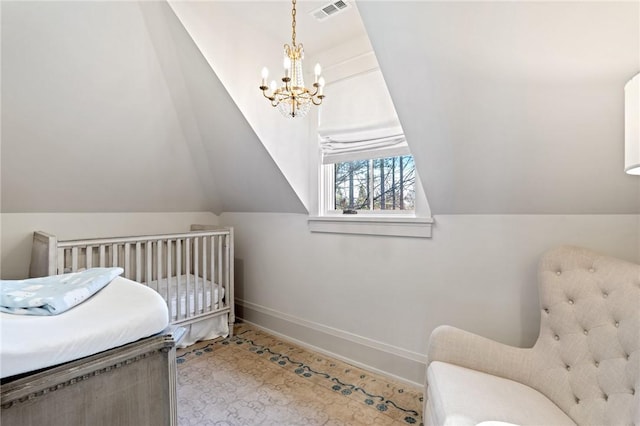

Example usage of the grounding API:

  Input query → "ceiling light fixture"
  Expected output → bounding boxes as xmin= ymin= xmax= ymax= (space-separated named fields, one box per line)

xmin=259 ymin=0 xmax=325 ymax=119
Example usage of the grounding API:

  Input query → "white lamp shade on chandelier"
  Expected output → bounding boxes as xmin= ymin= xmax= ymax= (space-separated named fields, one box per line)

xmin=625 ymin=73 xmax=640 ymax=175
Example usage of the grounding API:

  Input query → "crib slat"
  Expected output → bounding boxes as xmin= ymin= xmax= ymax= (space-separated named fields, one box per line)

xmin=176 ymin=238 xmax=181 ymax=321
xmin=185 ymin=238 xmax=191 ymax=318
xmin=156 ymin=241 xmax=162 ymax=294
xmin=167 ymin=240 xmax=173 ymax=321
xmin=99 ymin=245 xmax=106 ymax=267
xmin=198 ymin=237 xmax=209 ymax=313
xmin=226 ymin=234 xmax=231 ymax=308
xmin=86 ymin=246 xmax=93 ymax=269
xmin=218 ymin=235 xmax=223 ymax=308
xmin=145 ymin=241 xmax=152 ymax=285
xmin=214 ymin=236 xmax=220 ymax=310
xmin=228 ymin=228 xmax=235 ymax=334
xmin=111 ymin=244 xmax=118 ymax=267
xmin=124 ymin=243 xmax=131 ymax=279
xmin=135 ymin=242 xmax=142 ymax=283
xmin=193 ymin=237 xmax=202 ymax=315
xmin=202 ymin=238 xmax=207 ymax=314
xmin=57 ymin=248 xmax=65 ymax=274
xmin=71 ymin=247 xmax=78 ymax=272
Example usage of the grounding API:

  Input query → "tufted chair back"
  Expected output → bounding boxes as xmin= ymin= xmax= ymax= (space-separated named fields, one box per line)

xmin=529 ymin=246 xmax=639 ymax=425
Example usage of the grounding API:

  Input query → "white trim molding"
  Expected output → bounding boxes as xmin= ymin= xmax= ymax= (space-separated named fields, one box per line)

xmin=308 ymin=215 xmax=433 ymax=238
xmin=235 ymin=299 xmax=427 ymax=387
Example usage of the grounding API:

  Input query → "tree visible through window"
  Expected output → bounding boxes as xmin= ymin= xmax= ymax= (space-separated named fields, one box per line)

xmin=334 ymin=155 xmax=415 ymax=211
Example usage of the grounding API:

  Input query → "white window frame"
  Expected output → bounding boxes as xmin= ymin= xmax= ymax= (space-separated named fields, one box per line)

xmin=309 ymin=153 xmax=433 ymax=238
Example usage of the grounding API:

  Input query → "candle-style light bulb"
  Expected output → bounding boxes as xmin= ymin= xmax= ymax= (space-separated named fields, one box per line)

xmin=318 ymin=76 xmax=325 ymax=95
xmin=314 ymin=63 xmax=322 ymax=83
xmin=283 ymin=56 xmax=291 ymax=78
xmin=261 ymin=67 xmax=269 ymax=86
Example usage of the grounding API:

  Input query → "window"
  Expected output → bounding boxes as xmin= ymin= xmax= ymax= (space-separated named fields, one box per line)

xmin=312 ymin=129 xmax=432 ymax=236
xmin=318 ymin=123 xmax=415 ymax=217
xmin=311 ymin=150 xmax=432 ymax=237
xmin=308 ymin=66 xmax=432 ymax=237
xmin=331 ymin=155 xmax=416 ymax=213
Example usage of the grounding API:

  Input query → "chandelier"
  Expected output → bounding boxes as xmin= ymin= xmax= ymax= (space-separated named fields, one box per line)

xmin=259 ymin=0 xmax=325 ymax=118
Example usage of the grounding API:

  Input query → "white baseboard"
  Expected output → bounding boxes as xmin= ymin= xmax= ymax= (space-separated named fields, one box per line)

xmin=235 ymin=299 xmax=426 ymax=388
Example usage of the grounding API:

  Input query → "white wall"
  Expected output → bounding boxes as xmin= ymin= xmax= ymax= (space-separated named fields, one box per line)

xmin=0 ymin=212 xmax=218 ymax=279
xmin=220 ymin=212 xmax=639 ymax=384
xmin=1 ymin=1 xmax=216 ymax=213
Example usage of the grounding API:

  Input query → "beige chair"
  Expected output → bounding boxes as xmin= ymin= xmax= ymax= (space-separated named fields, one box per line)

xmin=424 ymin=246 xmax=640 ymax=426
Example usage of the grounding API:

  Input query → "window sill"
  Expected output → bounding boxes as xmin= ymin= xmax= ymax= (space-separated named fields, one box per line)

xmin=308 ymin=215 xmax=434 ymax=238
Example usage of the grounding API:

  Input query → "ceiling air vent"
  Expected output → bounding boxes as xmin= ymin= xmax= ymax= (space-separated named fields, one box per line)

xmin=311 ymin=1 xmax=350 ymax=22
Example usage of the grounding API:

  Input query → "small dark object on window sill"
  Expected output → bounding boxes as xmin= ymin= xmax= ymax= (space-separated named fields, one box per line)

xmin=343 ymin=209 xmax=358 ymax=215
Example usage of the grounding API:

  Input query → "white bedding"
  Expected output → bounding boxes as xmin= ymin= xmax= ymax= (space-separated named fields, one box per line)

xmin=0 ymin=276 xmax=169 ymax=379
xmin=149 ymin=274 xmax=224 ymax=321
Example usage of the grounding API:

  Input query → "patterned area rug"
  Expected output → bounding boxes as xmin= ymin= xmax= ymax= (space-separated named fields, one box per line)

xmin=176 ymin=323 xmax=423 ymax=425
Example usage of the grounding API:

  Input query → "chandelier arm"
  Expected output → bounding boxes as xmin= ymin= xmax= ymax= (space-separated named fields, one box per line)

xmin=282 ymin=77 xmax=291 ymax=92
xmin=311 ymin=97 xmax=323 ymax=106
xmin=308 ymin=84 xmax=320 ymax=97
xmin=261 ymin=90 xmax=276 ymax=102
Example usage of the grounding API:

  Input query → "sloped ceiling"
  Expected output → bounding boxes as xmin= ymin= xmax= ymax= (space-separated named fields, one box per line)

xmin=358 ymin=1 xmax=640 ymax=214
xmin=1 ymin=1 xmax=304 ymax=214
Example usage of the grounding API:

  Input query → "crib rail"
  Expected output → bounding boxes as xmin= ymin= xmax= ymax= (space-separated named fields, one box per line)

xmin=31 ymin=228 xmax=234 ymax=328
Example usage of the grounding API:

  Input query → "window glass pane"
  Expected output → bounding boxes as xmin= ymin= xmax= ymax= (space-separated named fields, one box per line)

xmin=335 ymin=159 xmax=370 ymax=211
xmin=333 ymin=155 xmax=415 ymax=211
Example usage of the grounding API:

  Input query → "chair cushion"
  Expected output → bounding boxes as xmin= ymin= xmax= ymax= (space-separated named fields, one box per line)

xmin=426 ymin=361 xmax=576 ymax=426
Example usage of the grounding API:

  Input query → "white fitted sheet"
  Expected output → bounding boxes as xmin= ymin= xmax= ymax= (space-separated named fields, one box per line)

xmin=0 ymin=276 xmax=169 ymax=379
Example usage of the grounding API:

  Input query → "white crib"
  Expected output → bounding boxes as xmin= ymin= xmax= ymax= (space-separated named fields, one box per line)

xmin=28 ymin=225 xmax=234 ymax=345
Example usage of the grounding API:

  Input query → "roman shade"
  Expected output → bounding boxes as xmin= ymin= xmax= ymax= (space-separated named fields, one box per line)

xmin=319 ymin=125 xmax=409 ymax=164
xmin=319 ymin=69 xmax=409 ymax=164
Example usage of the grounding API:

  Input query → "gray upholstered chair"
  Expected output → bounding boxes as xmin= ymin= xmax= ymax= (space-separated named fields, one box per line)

xmin=424 ymin=246 xmax=640 ymax=426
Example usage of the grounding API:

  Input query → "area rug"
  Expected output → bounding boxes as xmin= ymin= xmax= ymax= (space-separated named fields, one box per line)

xmin=176 ymin=323 xmax=423 ymax=425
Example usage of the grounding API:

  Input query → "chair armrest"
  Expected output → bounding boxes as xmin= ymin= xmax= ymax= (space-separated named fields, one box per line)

xmin=427 ymin=325 xmax=534 ymax=385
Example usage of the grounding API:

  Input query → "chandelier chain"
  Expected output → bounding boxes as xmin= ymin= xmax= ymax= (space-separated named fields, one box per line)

xmin=291 ymin=0 xmax=297 ymax=46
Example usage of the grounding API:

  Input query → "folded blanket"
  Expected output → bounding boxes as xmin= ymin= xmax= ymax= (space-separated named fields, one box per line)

xmin=0 ymin=267 xmax=123 ymax=316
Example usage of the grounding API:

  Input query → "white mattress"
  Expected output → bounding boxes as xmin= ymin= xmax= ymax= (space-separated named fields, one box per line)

xmin=150 ymin=274 xmax=224 ymax=320
xmin=0 ymin=276 xmax=169 ymax=379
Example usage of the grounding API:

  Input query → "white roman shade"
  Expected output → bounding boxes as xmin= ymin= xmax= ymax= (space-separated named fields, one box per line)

xmin=318 ymin=69 xmax=409 ymax=164
xmin=319 ymin=125 xmax=409 ymax=164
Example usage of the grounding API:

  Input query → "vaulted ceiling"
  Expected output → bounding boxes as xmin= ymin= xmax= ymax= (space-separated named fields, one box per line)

xmin=2 ymin=1 xmax=639 ymax=215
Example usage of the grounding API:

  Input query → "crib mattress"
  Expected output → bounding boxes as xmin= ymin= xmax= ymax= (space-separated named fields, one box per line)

xmin=0 ymin=276 xmax=169 ymax=379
